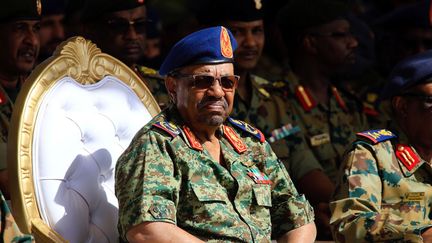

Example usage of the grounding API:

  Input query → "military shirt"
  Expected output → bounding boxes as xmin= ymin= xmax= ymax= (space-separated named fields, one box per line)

xmin=0 ymin=85 xmax=14 ymax=170
xmin=0 ymin=190 xmax=34 ymax=242
xmin=330 ymin=129 xmax=432 ymax=243
xmin=134 ymin=65 xmax=170 ymax=109
xmin=273 ymin=71 xmax=368 ymax=183
xmin=230 ymin=74 xmax=321 ymax=183
xmin=115 ymin=107 xmax=314 ymax=242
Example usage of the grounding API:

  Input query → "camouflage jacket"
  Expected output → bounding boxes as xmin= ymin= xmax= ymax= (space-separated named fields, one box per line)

xmin=230 ymin=74 xmax=321 ymax=183
xmin=330 ymin=129 xmax=432 ymax=243
xmin=115 ymin=106 xmax=314 ymax=242
xmin=134 ymin=65 xmax=170 ymax=109
xmin=0 ymin=85 xmax=13 ymax=170
xmin=272 ymin=71 xmax=369 ymax=183
xmin=0 ymin=190 xmax=34 ymax=242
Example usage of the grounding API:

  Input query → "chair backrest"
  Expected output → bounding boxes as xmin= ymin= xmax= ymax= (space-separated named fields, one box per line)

xmin=8 ymin=37 xmax=160 ymax=242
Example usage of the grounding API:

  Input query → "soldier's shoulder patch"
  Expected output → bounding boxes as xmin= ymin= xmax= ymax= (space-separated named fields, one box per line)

xmin=227 ymin=117 xmax=265 ymax=143
xmin=152 ymin=121 xmax=181 ymax=138
xmin=356 ymin=129 xmax=396 ymax=144
xmin=395 ymin=144 xmax=420 ymax=171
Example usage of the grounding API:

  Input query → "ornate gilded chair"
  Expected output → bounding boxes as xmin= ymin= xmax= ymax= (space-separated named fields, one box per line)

xmin=7 ymin=37 xmax=160 ymax=242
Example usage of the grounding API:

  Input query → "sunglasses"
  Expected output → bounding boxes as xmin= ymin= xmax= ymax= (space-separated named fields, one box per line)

xmin=402 ymin=92 xmax=432 ymax=110
xmin=173 ymin=73 xmax=239 ymax=91
xmin=106 ymin=18 xmax=150 ymax=34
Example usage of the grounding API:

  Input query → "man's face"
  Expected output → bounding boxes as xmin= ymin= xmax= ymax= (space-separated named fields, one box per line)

xmin=0 ymin=20 xmax=40 ymax=76
xmin=227 ymin=20 xmax=264 ymax=71
xmin=168 ymin=63 xmax=237 ymax=127
xmin=309 ymin=19 xmax=358 ymax=73
xmin=39 ymin=14 xmax=65 ymax=58
xmin=89 ymin=5 xmax=147 ymax=66
xmin=400 ymin=82 xmax=432 ymax=149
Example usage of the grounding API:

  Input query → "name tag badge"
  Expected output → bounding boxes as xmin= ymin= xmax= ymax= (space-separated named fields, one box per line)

xmin=310 ymin=133 xmax=331 ymax=146
xmin=404 ymin=192 xmax=425 ymax=202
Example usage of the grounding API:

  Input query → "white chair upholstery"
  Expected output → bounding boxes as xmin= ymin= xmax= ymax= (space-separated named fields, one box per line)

xmin=8 ymin=37 xmax=160 ymax=242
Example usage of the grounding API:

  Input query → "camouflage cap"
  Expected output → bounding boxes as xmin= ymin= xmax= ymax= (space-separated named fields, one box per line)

xmin=81 ymin=0 xmax=146 ymax=23
xmin=277 ymin=0 xmax=349 ymax=33
xmin=0 ymin=0 xmax=42 ymax=22
xmin=381 ymin=50 xmax=432 ymax=99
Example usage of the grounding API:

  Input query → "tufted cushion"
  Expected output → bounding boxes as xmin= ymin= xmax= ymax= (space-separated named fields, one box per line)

xmin=32 ymin=76 xmax=153 ymax=242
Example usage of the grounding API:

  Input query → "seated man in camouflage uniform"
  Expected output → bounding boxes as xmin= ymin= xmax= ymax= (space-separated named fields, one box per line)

xmin=80 ymin=0 xmax=169 ymax=108
xmin=330 ymin=50 xmax=432 ymax=242
xmin=115 ymin=26 xmax=316 ymax=242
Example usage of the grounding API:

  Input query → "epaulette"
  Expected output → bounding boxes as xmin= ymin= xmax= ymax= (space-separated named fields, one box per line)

xmin=356 ymin=129 xmax=396 ymax=144
xmin=152 ymin=121 xmax=181 ymax=138
xmin=228 ymin=117 xmax=265 ymax=143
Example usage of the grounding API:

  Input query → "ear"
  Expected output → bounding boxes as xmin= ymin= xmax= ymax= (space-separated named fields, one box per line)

xmin=392 ymin=96 xmax=408 ymax=118
xmin=165 ymin=76 xmax=177 ymax=103
xmin=302 ymin=35 xmax=318 ymax=54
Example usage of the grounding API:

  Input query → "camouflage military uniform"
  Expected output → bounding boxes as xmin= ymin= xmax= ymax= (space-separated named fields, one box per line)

xmin=0 ymin=85 xmax=14 ymax=170
xmin=134 ymin=65 xmax=170 ymax=109
xmin=272 ymin=71 xmax=368 ymax=183
xmin=115 ymin=106 xmax=314 ymax=242
xmin=330 ymin=128 xmax=432 ymax=243
xmin=0 ymin=190 xmax=34 ymax=242
xmin=231 ymin=74 xmax=321 ymax=183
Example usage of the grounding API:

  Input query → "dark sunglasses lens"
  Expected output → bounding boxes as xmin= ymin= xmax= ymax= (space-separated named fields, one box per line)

xmin=108 ymin=20 xmax=129 ymax=33
xmin=220 ymin=76 xmax=236 ymax=89
xmin=134 ymin=20 xmax=147 ymax=34
xmin=194 ymin=75 xmax=214 ymax=89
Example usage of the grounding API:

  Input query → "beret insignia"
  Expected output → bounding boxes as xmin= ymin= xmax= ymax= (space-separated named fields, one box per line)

xmin=220 ymin=27 xmax=233 ymax=58
xmin=36 ymin=0 xmax=42 ymax=16
xmin=356 ymin=129 xmax=396 ymax=144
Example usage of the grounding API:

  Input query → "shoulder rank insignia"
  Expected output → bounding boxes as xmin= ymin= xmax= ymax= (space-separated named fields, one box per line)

xmin=223 ymin=125 xmax=247 ymax=153
xmin=228 ymin=117 xmax=265 ymax=143
xmin=153 ymin=121 xmax=181 ymax=138
xmin=356 ymin=129 xmax=396 ymax=144
xmin=331 ymin=86 xmax=347 ymax=111
xmin=396 ymin=144 xmax=420 ymax=171
xmin=182 ymin=125 xmax=203 ymax=151
xmin=295 ymin=85 xmax=316 ymax=112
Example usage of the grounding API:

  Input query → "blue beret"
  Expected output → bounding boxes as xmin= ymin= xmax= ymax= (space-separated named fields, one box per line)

xmin=381 ymin=50 xmax=432 ymax=99
xmin=159 ymin=26 xmax=238 ymax=76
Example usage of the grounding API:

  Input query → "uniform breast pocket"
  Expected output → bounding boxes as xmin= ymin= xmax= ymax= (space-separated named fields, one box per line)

xmin=251 ymin=184 xmax=272 ymax=230
xmin=189 ymin=183 xmax=228 ymax=223
xmin=382 ymin=198 xmax=427 ymax=225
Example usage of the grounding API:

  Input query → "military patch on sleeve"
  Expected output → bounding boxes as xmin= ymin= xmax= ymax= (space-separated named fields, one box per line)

xmin=356 ymin=129 xmax=396 ymax=144
xmin=153 ymin=121 xmax=181 ymax=138
xmin=227 ymin=117 xmax=265 ymax=143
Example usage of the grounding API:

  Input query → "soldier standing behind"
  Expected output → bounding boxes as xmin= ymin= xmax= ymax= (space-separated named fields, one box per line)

xmin=330 ymin=50 xmax=432 ymax=243
xmin=0 ymin=0 xmax=41 ymax=198
xmin=276 ymin=0 xmax=369 ymax=240
xmin=115 ymin=26 xmax=316 ymax=243
xmin=80 ymin=0 xmax=169 ymax=108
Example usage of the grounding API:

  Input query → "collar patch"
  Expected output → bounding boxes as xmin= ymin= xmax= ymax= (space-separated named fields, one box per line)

xmin=182 ymin=125 xmax=203 ymax=151
xmin=223 ymin=125 xmax=247 ymax=153
xmin=396 ymin=144 xmax=420 ymax=171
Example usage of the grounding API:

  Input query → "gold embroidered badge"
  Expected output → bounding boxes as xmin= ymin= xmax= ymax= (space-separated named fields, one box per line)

xmin=220 ymin=27 xmax=233 ymax=58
